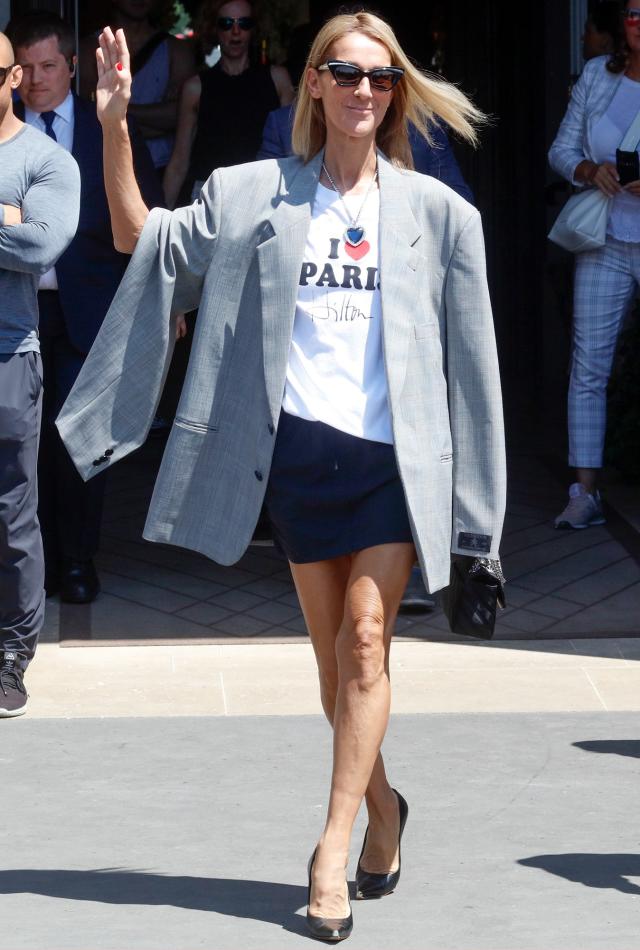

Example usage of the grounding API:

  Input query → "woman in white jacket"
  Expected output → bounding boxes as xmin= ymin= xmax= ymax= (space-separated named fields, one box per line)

xmin=549 ymin=1 xmax=640 ymax=529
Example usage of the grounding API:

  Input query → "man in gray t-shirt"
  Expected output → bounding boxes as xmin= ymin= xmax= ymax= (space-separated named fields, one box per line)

xmin=0 ymin=30 xmax=79 ymax=717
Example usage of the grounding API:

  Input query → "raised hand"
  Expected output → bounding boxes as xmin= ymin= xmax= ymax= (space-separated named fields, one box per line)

xmin=96 ymin=26 xmax=131 ymax=126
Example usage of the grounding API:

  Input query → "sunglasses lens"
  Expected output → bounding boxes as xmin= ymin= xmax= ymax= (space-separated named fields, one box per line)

xmin=332 ymin=64 xmax=361 ymax=85
xmin=217 ymin=16 xmax=254 ymax=29
xmin=370 ymin=70 xmax=396 ymax=90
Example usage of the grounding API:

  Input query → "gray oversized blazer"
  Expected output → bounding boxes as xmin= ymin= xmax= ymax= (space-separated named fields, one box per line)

xmin=57 ymin=150 xmax=506 ymax=593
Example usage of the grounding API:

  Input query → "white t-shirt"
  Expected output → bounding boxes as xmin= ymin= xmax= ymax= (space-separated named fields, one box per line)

xmin=592 ymin=75 xmax=640 ymax=243
xmin=282 ymin=181 xmax=392 ymax=444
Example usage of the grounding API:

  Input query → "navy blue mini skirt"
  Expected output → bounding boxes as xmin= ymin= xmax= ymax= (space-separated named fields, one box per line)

xmin=264 ymin=411 xmax=414 ymax=564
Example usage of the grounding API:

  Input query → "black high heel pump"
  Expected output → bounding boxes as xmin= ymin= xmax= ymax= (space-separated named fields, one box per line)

xmin=355 ymin=789 xmax=409 ymax=900
xmin=306 ymin=848 xmax=353 ymax=942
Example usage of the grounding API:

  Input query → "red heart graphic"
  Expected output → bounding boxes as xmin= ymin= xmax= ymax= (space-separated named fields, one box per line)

xmin=345 ymin=240 xmax=370 ymax=261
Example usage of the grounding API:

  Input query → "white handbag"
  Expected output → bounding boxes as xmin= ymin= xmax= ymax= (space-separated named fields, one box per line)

xmin=548 ymin=188 xmax=610 ymax=253
xmin=548 ymin=108 xmax=640 ymax=253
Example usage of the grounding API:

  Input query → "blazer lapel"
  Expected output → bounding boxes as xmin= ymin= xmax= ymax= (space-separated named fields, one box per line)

xmin=377 ymin=153 xmax=422 ymax=406
xmin=258 ymin=152 xmax=323 ymax=425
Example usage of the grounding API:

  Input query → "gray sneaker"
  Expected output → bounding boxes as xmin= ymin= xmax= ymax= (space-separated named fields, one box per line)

xmin=555 ymin=483 xmax=606 ymax=530
xmin=0 ymin=653 xmax=28 ymax=718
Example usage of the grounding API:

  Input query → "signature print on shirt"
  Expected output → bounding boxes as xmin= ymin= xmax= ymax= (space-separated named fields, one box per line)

xmin=310 ymin=293 xmax=370 ymax=323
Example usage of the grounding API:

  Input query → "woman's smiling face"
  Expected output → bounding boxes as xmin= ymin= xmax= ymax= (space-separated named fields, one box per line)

xmin=307 ymin=32 xmax=395 ymax=144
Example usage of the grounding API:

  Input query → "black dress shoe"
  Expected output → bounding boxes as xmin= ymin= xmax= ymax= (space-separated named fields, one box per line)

xmin=399 ymin=567 xmax=436 ymax=612
xmin=355 ymin=789 xmax=409 ymax=900
xmin=59 ymin=559 xmax=100 ymax=604
xmin=306 ymin=848 xmax=353 ymax=942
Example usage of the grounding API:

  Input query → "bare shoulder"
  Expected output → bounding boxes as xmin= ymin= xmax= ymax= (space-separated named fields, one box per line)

xmin=269 ymin=63 xmax=295 ymax=105
xmin=181 ymin=73 xmax=202 ymax=100
xmin=270 ymin=63 xmax=290 ymax=82
xmin=168 ymin=34 xmax=197 ymax=69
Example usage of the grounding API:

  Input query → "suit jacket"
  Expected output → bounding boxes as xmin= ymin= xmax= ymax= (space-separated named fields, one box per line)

xmin=258 ymin=104 xmax=475 ymax=203
xmin=16 ymin=95 xmax=164 ymax=354
xmin=548 ymin=55 xmax=628 ymax=185
xmin=57 ymin=152 xmax=506 ymax=593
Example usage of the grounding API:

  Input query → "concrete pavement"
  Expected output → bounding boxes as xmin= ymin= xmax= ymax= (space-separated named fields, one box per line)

xmin=3 ymin=637 xmax=640 ymax=949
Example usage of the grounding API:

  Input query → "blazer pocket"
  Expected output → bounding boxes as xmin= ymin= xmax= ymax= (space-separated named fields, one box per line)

xmin=414 ymin=323 xmax=439 ymax=341
xmin=174 ymin=417 xmax=219 ymax=434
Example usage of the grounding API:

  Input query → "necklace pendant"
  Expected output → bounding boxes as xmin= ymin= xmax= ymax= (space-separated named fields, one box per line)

xmin=345 ymin=226 xmax=366 ymax=247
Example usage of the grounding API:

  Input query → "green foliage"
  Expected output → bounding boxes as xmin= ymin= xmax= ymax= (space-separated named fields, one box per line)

xmin=605 ymin=302 xmax=640 ymax=482
xmin=171 ymin=1 xmax=191 ymax=36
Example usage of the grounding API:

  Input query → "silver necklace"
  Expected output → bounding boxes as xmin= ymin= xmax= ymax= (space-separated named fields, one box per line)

xmin=321 ymin=161 xmax=378 ymax=248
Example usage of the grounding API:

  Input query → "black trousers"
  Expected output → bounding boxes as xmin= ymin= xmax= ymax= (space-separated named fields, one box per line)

xmin=37 ymin=291 xmax=106 ymax=571
xmin=0 ymin=352 xmax=44 ymax=670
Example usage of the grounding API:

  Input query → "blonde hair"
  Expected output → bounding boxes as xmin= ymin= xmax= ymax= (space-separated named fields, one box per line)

xmin=292 ymin=11 xmax=487 ymax=168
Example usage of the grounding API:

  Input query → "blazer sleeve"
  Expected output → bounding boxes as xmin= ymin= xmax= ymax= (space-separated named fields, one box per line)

xmin=56 ymin=168 xmax=223 ymax=481
xmin=410 ymin=124 xmax=475 ymax=204
xmin=548 ymin=62 xmax=593 ymax=185
xmin=256 ymin=107 xmax=292 ymax=160
xmin=444 ymin=209 xmax=506 ymax=558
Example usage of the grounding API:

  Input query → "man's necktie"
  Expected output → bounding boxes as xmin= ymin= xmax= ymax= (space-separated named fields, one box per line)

xmin=40 ymin=110 xmax=57 ymax=141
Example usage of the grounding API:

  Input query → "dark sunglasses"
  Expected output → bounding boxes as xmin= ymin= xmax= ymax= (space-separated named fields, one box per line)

xmin=317 ymin=60 xmax=404 ymax=91
xmin=216 ymin=16 xmax=255 ymax=31
xmin=0 ymin=63 xmax=15 ymax=86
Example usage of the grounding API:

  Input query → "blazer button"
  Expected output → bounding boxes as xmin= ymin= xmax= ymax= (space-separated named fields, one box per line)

xmin=254 ymin=470 xmax=263 ymax=481
xmin=268 ymin=424 xmax=275 ymax=435
xmin=105 ymin=448 xmax=114 ymax=457
xmin=92 ymin=459 xmax=102 ymax=467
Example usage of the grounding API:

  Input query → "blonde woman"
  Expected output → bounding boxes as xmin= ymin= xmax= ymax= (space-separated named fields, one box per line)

xmin=59 ymin=11 xmax=506 ymax=942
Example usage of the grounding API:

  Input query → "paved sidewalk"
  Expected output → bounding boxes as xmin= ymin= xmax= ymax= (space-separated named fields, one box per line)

xmin=39 ymin=443 xmax=640 ymax=647
xmin=22 ymin=638 xmax=640 ymax=717
xmin=4 ymin=639 xmax=640 ymax=950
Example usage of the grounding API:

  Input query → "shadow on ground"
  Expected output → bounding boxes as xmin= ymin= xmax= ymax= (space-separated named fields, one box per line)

xmin=518 ymin=854 xmax=640 ymax=896
xmin=573 ymin=739 xmax=640 ymax=759
xmin=0 ymin=870 xmax=309 ymax=935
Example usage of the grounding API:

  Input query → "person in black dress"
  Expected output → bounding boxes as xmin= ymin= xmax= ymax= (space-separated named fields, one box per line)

xmin=162 ymin=0 xmax=294 ymax=208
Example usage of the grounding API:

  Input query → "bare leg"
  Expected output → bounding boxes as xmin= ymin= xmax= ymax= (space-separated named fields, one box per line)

xmin=575 ymin=467 xmax=598 ymax=493
xmin=291 ymin=542 xmax=415 ymax=917
xmin=293 ymin=559 xmax=404 ymax=875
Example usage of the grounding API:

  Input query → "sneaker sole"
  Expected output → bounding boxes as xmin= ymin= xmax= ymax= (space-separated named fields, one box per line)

xmin=555 ymin=517 xmax=606 ymax=530
xmin=0 ymin=705 xmax=27 ymax=718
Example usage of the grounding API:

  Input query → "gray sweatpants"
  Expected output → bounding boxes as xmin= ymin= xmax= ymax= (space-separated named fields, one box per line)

xmin=0 ymin=351 xmax=44 ymax=672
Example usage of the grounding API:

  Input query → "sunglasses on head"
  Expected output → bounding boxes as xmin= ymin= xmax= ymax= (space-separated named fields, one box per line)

xmin=216 ymin=16 xmax=255 ymax=31
xmin=317 ymin=60 xmax=404 ymax=91
xmin=625 ymin=7 xmax=640 ymax=20
xmin=0 ymin=63 xmax=15 ymax=86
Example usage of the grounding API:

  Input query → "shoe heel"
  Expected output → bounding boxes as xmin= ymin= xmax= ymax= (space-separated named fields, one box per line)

xmin=355 ymin=788 xmax=408 ymax=900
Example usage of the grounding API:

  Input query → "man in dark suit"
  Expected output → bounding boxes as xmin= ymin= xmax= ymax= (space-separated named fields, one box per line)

xmin=10 ymin=12 xmax=164 ymax=603
xmin=258 ymin=103 xmax=475 ymax=203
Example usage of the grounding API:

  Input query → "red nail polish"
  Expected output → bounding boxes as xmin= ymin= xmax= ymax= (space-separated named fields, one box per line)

xmin=116 ymin=61 xmax=123 ymax=71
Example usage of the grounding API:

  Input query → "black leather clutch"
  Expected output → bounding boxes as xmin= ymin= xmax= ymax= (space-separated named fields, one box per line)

xmin=441 ymin=556 xmax=506 ymax=639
